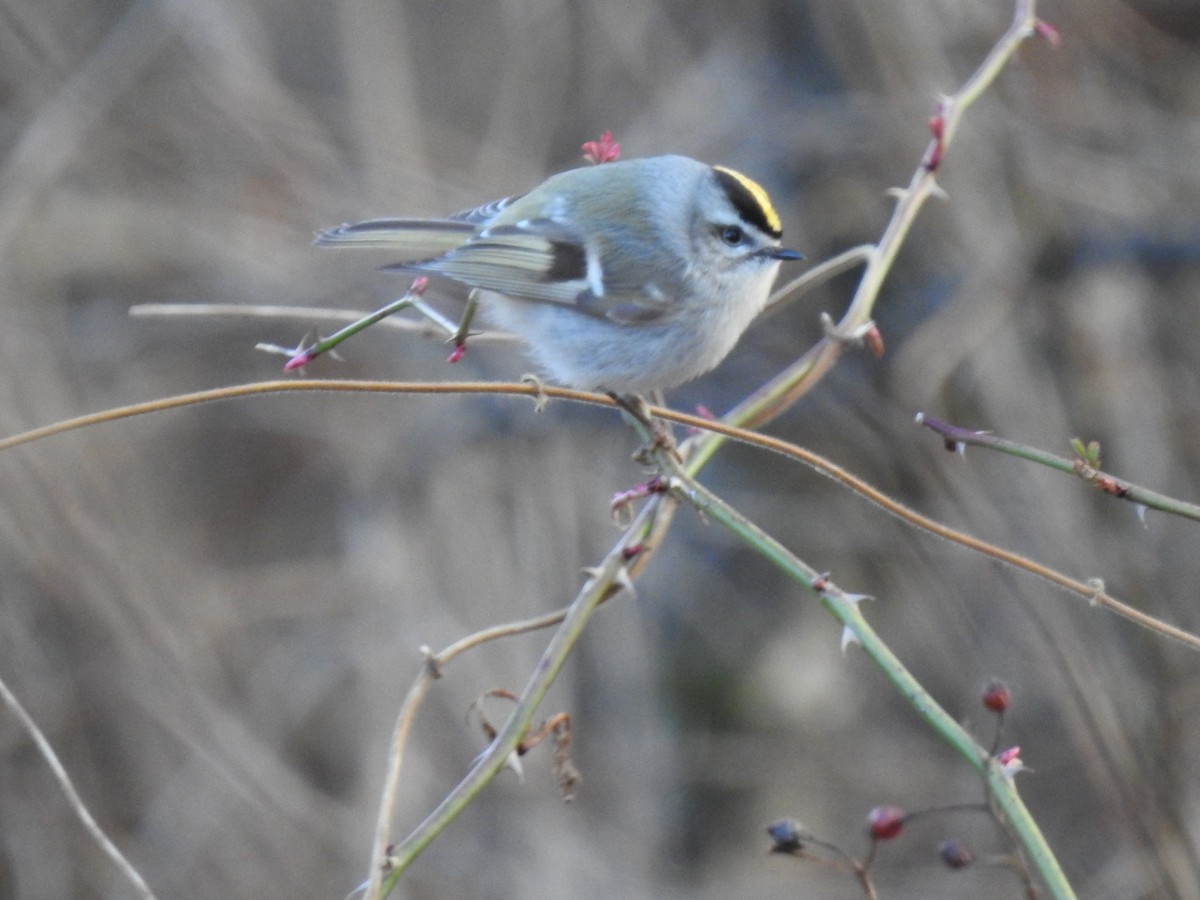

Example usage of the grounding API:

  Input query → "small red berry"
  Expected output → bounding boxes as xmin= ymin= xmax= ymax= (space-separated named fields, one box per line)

xmin=867 ymin=806 xmax=905 ymax=840
xmin=982 ymin=679 xmax=1011 ymax=713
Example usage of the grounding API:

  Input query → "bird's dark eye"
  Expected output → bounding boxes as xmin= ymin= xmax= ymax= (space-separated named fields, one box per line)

xmin=719 ymin=225 xmax=746 ymax=246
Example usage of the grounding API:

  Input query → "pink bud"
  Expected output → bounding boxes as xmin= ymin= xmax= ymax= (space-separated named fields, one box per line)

xmin=581 ymin=131 xmax=621 ymax=165
xmin=997 ymin=746 xmax=1020 ymax=766
xmin=996 ymin=745 xmax=1026 ymax=779
xmin=284 ymin=350 xmax=315 ymax=371
xmin=925 ymin=114 xmax=946 ymax=171
xmin=1035 ymin=19 xmax=1061 ymax=48
xmin=864 ymin=324 xmax=885 ymax=359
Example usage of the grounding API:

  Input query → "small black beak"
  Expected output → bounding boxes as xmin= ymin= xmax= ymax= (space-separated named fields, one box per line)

xmin=761 ymin=247 xmax=804 ymax=262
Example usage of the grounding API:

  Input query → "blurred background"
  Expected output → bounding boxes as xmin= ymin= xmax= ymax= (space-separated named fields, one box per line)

xmin=1 ymin=1 xmax=1199 ymax=897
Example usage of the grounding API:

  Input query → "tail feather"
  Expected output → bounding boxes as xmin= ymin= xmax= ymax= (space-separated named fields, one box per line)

xmin=314 ymin=218 xmax=475 ymax=262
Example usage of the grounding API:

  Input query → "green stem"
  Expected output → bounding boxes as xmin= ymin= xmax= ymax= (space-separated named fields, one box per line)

xmin=376 ymin=502 xmax=657 ymax=896
xmin=918 ymin=415 xmax=1200 ymax=523
xmin=668 ymin=469 xmax=1075 ymax=900
xmin=686 ymin=0 xmax=1042 ymax=470
xmin=283 ymin=297 xmax=411 ymax=368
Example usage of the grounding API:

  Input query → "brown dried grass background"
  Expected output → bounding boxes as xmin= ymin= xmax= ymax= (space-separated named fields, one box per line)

xmin=1 ymin=1 xmax=1199 ymax=898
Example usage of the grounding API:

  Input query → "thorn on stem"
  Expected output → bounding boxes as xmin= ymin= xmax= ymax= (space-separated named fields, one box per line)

xmin=420 ymin=645 xmax=443 ymax=679
xmin=522 ymin=374 xmax=549 ymax=412
xmin=820 ymin=313 xmax=880 ymax=349
xmin=840 ymin=624 xmax=860 ymax=655
xmin=613 ymin=565 xmax=637 ymax=598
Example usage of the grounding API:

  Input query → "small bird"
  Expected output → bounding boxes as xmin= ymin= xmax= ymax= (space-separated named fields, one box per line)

xmin=316 ymin=155 xmax=801 ymax=394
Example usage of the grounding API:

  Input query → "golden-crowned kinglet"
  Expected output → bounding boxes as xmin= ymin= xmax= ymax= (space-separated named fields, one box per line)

xmin=317 ymin=155 xmax=801 ymax=394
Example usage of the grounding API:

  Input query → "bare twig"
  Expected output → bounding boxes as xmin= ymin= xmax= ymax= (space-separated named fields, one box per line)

xmin=129 ymin=302 xmax=519 ymax=342
xmin=686 ymin=0 xmax=1047 ymax=467
xmin=0 ymin=672 xmax=158 ymax=900
xmin=644 ymin=452 xmax=1075 ymax=899
xmin=365 ymin=607 xmax=576 ymax=896
xmin=369 ymin=500 xmax=662 ymax=899
xmin=2 ymin=379 xmax=1194 ymax=652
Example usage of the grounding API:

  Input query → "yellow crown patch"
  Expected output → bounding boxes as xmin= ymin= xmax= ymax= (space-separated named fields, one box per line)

xmin=713 ymin=165 xmax=783 ymax=238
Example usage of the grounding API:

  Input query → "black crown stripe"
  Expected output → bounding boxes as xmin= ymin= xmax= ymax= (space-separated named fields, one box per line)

xmin=712 ymin=166 xmax=783 ymax=239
